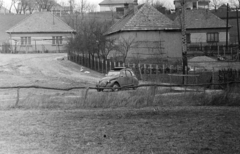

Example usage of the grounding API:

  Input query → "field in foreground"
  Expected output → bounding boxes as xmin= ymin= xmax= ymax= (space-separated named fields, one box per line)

xmin=0 ymin=107 xmax=239 ymax=154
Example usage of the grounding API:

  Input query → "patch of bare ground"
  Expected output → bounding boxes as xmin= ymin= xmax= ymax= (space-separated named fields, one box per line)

xmin=0 ymin=107 xmax=239 ymax=154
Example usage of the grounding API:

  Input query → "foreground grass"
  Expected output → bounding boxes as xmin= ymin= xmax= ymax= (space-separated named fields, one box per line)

xmin=0 ymin=87 xmax=240 ymax=153
xmin=0 ymin=107 xmax=239 ymax=154
xmin=7 ymin=86 xmax=240 ymax=110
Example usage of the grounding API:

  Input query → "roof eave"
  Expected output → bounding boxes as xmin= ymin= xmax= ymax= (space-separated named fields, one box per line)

xmin=6 ymin=31 xmax=76 ymax=34
xmin=105 ymin=28 xmax=181 ymax=36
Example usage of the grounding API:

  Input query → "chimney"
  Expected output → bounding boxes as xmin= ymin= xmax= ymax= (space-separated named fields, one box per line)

xmin=124 ymin=3 xmax=129 ymax=16
xmin=133 ymin=0 xmax=138 ymax=14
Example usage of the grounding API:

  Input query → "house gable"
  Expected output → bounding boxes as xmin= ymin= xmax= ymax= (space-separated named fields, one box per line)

xmin=173 ymin=9 xmax=229 ymax=30
xmin=99 ymin=0 xmax=134 ymax=5
xmin=6 ymin=12 xmax=76 ymax=33
xmin=106 ymin=3 xmax=179 ymax=35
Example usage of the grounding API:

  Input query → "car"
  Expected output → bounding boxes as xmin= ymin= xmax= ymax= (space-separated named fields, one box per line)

xmin=96 ymin=67 xmax=139 ymax=92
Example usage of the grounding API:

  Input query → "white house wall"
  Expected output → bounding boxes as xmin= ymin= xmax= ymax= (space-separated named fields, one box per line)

xmin=9 ymin=33 xmax=74 ymax=53
xmin=108 ymin=31 xmax=182 ymax=62
xmin=100 ymin=5 xmax=123 ymax=12
xmin=190 ymin=32 xmax=229 ymax=44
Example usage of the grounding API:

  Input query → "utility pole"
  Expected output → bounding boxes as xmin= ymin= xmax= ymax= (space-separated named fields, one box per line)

xmin=226 ymin=3 xmax=229 ymax=53
xmin=180 ymin=0 xmax=188 ymax=84
xmin=237 ymin=7 xmax=240 ymax=50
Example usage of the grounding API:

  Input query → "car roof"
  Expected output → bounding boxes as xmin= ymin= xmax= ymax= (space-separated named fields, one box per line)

xmin=110 ymin=67 xmax=132 ymax=71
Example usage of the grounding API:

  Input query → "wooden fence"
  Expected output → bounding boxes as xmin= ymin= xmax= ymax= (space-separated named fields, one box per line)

xmin=68 ymin=52 xmax=220 ymax=85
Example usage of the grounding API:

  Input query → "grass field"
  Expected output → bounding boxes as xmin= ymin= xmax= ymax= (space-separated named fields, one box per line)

xmin=0 ymin=88 xmax=240 ymax=154
xmin=0 ymin=107 xmax=239 ymax=154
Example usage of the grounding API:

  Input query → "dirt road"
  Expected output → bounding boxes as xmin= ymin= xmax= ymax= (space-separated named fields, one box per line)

xmin=0 ymin=53 xmax=103 ymax=87
xmin=0 ymin=53 xmax=103 ymax=102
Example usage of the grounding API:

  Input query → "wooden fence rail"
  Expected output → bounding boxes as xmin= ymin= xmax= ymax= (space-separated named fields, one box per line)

xmin=2 ymin=81 xmax=240 ymax=107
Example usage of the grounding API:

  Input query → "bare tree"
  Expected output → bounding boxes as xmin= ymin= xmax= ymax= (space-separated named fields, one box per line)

xmin=35 ymin=0 xmax=56 ymax=11
xmin=0 ymin=0 xmax=3 ymax=9
xmin=116 ymin=36 xmax=138 ymax=62
xmin=9 ymin=0 xmax=19 ymax=13
xmin=210 ymin=0 xmax=224 ymax=11
xmin=152 ymin=1 xmax=169 ymax=14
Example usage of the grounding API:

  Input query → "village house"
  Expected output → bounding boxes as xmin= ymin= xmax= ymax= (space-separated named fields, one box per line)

xmin=174 ymin=0 xmax=210 ymax=10
xmin=105 ymin=2 xmax=182 ymax=63
xmin=6 ymin=11 xmax=76 ymax=53
xmin=212 ymin=6 xmax=240 ymax=44
xmin=173 ymin=9 xmax=230 ymax=48
xmin=99 ymin=0 xmax=135 ymax=13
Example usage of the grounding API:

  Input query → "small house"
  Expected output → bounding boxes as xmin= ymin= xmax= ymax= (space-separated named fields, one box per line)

xmin=6 ymin=11 xmax=76 ymax=53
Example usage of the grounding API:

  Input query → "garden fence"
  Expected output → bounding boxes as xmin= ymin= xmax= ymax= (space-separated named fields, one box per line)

xmin=68 ymin=52 xmax=219 ymax=85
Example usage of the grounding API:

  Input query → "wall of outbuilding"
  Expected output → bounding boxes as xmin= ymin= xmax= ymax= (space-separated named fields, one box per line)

xmin=107 ymin=30 xmax=182 ymax=63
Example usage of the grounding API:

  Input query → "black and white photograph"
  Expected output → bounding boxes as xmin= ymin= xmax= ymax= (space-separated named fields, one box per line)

xmin=0 ymin=0 xmax=240 ymax=153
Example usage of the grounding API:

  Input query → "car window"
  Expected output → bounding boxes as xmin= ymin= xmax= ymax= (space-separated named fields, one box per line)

xmin=107 ymin=71 xmax=120 ymax=76
xmin=120 ymin=70 xmax=126 ymax=77
xmin=130 ymin=71 xmax=136 ymax=76
xmin=126 ymin=70 xmax=132 ymax=77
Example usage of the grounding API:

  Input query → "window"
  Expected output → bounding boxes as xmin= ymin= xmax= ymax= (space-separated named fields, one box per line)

xmin=193 ymin=2 xmax=197 ymax=9
xmin=21 ymin=37 xmax=31 ymax=45
xmin=120 ymin=70 xmax=126 ymax=77
xmin=126 ymin=70 xmax=132 ymax=77
xmin=186 ymin=33 xmax=191 ymax=43
xmin=207 ymin=33 xmax=219 ymax=42
xmin=52 ymin=36 xmax=63 ymax=45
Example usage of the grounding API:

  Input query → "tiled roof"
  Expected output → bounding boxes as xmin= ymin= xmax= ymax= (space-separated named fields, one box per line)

xmin=6 ymin=12 xmax=76 ymax=33
xmin=99 ymin=0 xmax=134 ymax=5
xmin=173 ymin=9 xmax=230 ymax=29
xmin=0 ymin=14 xmax=28 ymax=43
xmin=105 ymin=3 xmax=179 ymax=35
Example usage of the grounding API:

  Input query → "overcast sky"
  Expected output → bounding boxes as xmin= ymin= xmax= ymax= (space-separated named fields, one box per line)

xmin=2 ymin=0 xmax=176 ymax=11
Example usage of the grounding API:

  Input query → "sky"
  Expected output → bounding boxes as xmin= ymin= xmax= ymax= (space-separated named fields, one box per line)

xmin=1 ymin=0 xmax=176 ymax=11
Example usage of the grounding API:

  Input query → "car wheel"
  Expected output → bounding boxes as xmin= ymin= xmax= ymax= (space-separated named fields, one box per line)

xmin=112 ymin=83 xmax=120 ymax=92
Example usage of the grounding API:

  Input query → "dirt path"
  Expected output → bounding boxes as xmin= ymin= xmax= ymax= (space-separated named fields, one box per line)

xmin=0 ymin=53 xmax=103 ymax=87
xmin=0 ymin=54 xmax=103 ymax=102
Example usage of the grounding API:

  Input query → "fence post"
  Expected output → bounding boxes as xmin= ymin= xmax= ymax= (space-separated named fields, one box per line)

xmin=143 ymin=64 xmax=146 ymax=80
xmin=163 ymin=64 xmax=165 ymax=74
xmin=149 ymin=64 xmax=152 ymax=75
xmin=114 ymin=62 xmax=116 ymax=68
xmin=212 ymin=67 xmax=215 ymax=89
xmin=138 ymin=63 xmax=142 ymax=80
xmin=105 ymin=60 xmax=108 ymax=73
xmin=156 ymin=65 xmax=159 ymax=82
xmin=97 ymin=58 xmax=100 ymax=72
xmin=110 ymin=61 xmax=112 ymax=70
xmin=218 ymin=45 xmax=220 ymax=56
xmin=83 ymin=87 xmax=89 ymax=106
xmin=102 ymin=59 xmax=104 ymax=73
xmin=15 ymin=88 xmax=20 ymax=107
